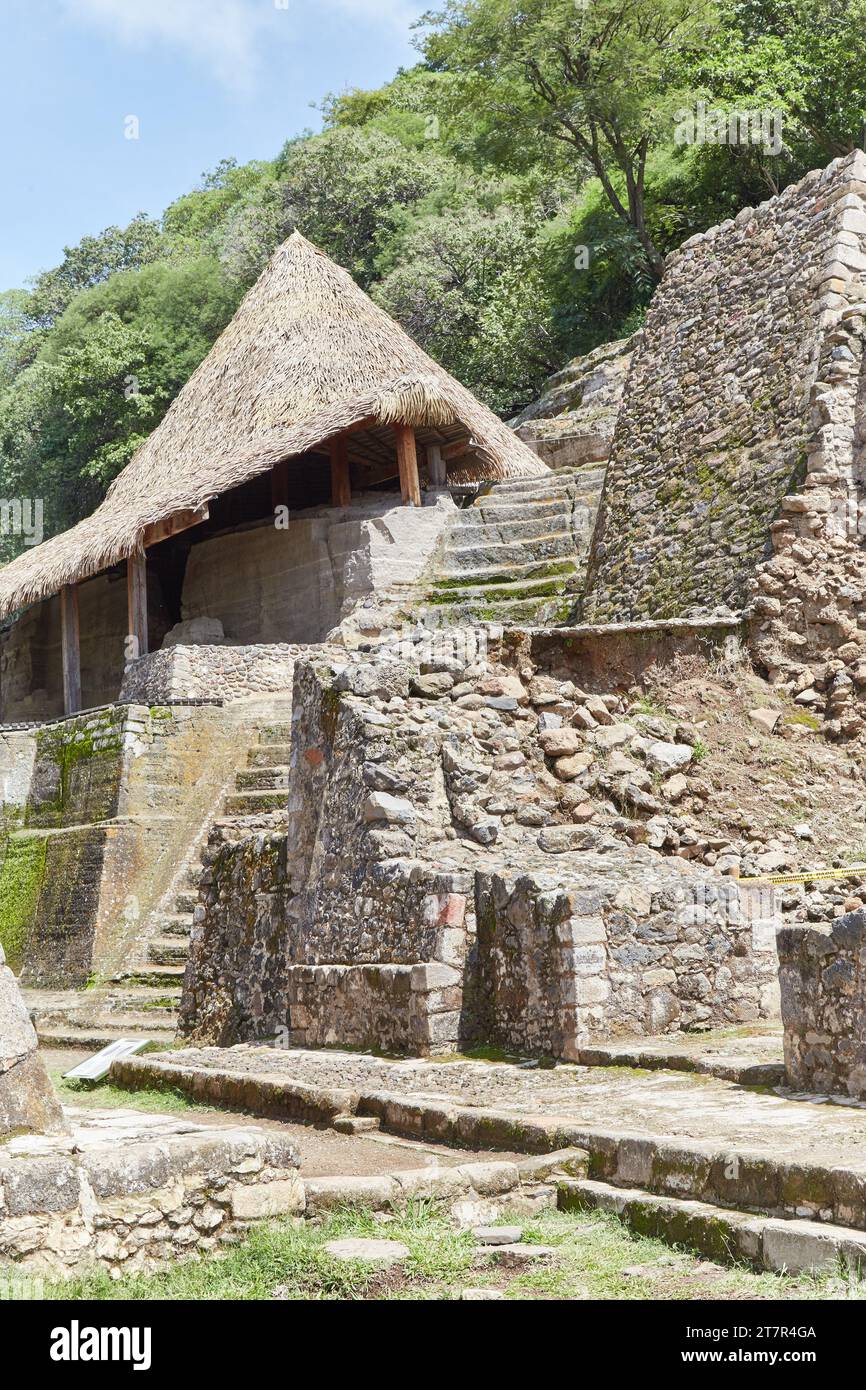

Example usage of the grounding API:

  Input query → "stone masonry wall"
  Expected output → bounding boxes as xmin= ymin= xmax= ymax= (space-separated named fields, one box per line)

xmin=183 ymin=644 xmax=780 ymax=1058
xmin=585 ymin=152 xmax=866 ymax=622
xmin=0 ymin=704 xmax=247 ymax=986
xmin=778 ymin=908 xmax=866 ymax=1097
xmin=0 ymin=1117 xmax=302 ymax=1279
xmin=476 ymin=864 xmax=778 ymax=1058
xmin=119 ymin=644 xmax=298 ymax=703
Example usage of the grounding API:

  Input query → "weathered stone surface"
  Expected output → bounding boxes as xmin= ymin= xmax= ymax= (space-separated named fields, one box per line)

xmin=325 ymin=1237 xmax=410 ymax=1265
xmin=0 ymin=1108 xmax=301 ymax=1278
xmin=585 ymin=151 xmax=866 ymax=623
xmin=0 ymin=944 xmax=67 ymax=1138
xmin=779 ymin=909 xmax=866 ymax=1097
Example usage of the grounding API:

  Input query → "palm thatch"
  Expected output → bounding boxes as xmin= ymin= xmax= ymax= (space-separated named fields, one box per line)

xmin=0 ymin=232 xmax=547 ymax=619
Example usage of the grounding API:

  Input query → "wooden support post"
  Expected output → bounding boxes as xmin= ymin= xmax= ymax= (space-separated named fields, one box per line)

xmin=426 ymin=443 xmax=446 ymax=489
xmin=330 ymin=435 xmax=351 ymax=509
xmin=395 ymin=424 xmax=421 ymax=507
xmin=60 ymin=584 xmax=82 ymax=716
xmin=127 ymin=553 xmax=148 ymax=660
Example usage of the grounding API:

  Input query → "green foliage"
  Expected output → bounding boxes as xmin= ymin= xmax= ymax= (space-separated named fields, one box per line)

xmin=278 ymin=127 xmax=449 ymax=287
xmin=0 ymin=833 xmax=47 ymax=970
xmin=4 ymin=2 xmax=866 ymax=544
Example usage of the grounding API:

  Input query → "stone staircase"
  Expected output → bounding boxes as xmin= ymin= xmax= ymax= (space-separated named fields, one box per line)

xmin=420 ymin=463 xmax=605 ymax=626
xmin=30 ymin=714 xmax=293 ymax=1050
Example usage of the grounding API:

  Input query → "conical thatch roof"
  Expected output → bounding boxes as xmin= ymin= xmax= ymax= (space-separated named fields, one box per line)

xmin=0 ymin=232 xmax=547 ymax=620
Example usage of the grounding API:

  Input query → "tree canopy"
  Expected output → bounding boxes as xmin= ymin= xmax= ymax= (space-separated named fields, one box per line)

xmin=3 ymin=0 xmax=866 ymax=556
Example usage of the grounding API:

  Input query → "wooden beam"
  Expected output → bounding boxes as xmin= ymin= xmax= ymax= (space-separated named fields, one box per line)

xmin=60 ymin=584 xmax=82 ymax=716
xmin=127 ymin=553 xmax=148 ymax=659
xmin=442 ymin=437 xmax=476 ymax=462
xmin=142 ymin=505 xmax=209 ymax=549
xmin=330 ymin=435 xmax=351 ymax=508
xmin=426 ymin=443 xmax=447 ymax=488
xmin=395 ymin=424 xmax=421 ymax=507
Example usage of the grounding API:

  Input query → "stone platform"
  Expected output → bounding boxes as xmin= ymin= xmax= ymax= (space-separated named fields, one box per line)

xmin=0 ymin=1106 xmax=302 ymax=1278
xmin=112 ymin=1043 xmax=866 ymax=1263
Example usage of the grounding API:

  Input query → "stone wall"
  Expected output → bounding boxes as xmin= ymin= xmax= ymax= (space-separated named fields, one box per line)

xmin=182 ymin=646 xmax=780 ymax=1058
xmin=119 ymin=644 xmax=298 ymax=703
xmin=0 ymin=704 xmax=248 ymax=985
xmin=0 ymin=572 xmax=169 ymax=724
xmin=182 ymin=655 xmax=476 ymax=1054
xmin=181 ymin=494 xmax=453 ymax=645
xmin=0 ymin=1113 xmax=302 ymax=1279
xmin=475 ymin=863 xmax=779 ymax=1058
xmin=778 ymin=908 xmax=866 ymax=1097
xmin=585 ymin=151 xmax=866 ymax=623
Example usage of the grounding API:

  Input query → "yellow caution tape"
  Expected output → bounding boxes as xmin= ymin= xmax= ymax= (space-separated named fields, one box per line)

xmin=739 ymin=865 xmax=866 ymax=887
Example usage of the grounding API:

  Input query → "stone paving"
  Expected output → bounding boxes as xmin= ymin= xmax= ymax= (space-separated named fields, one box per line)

xmin=145 ymin=1042 xmax=866 ymax=1172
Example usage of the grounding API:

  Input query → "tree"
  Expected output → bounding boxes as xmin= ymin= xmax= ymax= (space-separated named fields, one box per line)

xmin=421 ymin=0 xmax=718 ymax=278
xmin=375 ymin=205 xmax=563 ymax=412
xmin=277 ymin=127 xmax=449 ymax=286
xmin=26 ymin=213 xmax=164 ymax=326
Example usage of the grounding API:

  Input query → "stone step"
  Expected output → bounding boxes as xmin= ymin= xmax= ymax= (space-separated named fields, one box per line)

xmin=559 ymin=1178 xmax=866 ymax=1278
xmin=481 ymin=470 xmax=604 ymax=500
xmin=235 ymin=766 xmax=289 ymax=791
xmin=443 ymin=531 xmax=583 ymax=568
xmin=172 ymin=889 xmax=198 ymax=915
xmin=35 ymin=1023 xmax=176 ymax=1051
xmin=467 ymin=498 xmax=590 ymax=526
xmin=159 ymin=913 xmax=194 ymax=937
xmin=247 ymin=743 xmax=292 ymax=767
xmin=419 ymin=592 xmax=575 ymax=625
xmin=111 ymin=964 xmax=187 ymax=987
xmin=452 ymin=511 xmax=588 ymax=541
xmin=426 ymin=571 xmax=576 ymax=608
xmin=79 ymin=1006 xmax=179 ymax=1030
xmin=471 ymin=481 xmax=583 ymax=507
xmin=222 ymin=789 xmax=287 ymax=816
xmin=147 ymin=936 xmax=191 ymax=966
xmin=434 ymin=558 xmax=580 ymax=589
xmin=257 ymin=723 xmax=294 ymax=744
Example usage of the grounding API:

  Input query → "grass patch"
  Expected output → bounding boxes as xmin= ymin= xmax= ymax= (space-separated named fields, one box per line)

xmin=50 ymin=1070 xmax=208 ymax=1115
xmin=43 ymin=1204 xmax=863 ymax=1303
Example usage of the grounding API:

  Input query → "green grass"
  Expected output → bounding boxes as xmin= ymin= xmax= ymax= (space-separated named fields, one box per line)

xmin=51 ymin=1070 xmax=208 ymax=1115
xmin=43 ymin=1205 xmax=864 ymax=1303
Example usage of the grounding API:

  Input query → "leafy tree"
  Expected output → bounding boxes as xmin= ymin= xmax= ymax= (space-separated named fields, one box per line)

xmin=421 ymin=0 xmax=718 ymax=278
xmin=26 ymin=213 xmax=164 ymax=326
xmin=375 ymin=204 xmax=564 ymax=412
xmin=277 ymin=127 xmax=449 ymax=285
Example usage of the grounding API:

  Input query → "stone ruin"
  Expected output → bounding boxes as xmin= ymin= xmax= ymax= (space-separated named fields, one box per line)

xmin=11 ymin=154 xmax=866 ymax=1241
xmin=0 ymin=944 xmax=66 ymax=1139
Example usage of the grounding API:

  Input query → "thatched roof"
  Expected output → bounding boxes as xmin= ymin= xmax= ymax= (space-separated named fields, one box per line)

xmin=0 ymin=232 xmax=547 ymax=619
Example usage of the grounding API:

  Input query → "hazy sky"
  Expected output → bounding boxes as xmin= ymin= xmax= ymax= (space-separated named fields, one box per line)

xmin=0 ymin=0 xmax=429 ymax=290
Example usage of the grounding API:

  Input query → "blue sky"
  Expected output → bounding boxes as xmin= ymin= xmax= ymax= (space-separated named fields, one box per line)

xmin=0 ymin=0 xmax=429 ymax=291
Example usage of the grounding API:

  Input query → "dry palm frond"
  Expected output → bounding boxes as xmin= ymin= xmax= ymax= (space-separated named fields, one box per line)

xmin=0 ymin=232 xmax=546 ymax=617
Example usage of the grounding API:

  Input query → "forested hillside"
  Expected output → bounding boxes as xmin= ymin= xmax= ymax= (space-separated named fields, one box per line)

xmin=1 ymin=0 xmax=864 ymax=553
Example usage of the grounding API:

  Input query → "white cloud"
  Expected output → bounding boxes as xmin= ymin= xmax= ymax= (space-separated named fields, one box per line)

xmin=63 ymin=0 xmax=267 ymax=92
xmin=62 ymin=0 xmax=426 ymax=93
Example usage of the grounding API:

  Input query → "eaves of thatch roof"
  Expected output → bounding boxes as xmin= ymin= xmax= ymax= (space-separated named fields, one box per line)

xmin=0 ymin=232 xmax=547 ymax=619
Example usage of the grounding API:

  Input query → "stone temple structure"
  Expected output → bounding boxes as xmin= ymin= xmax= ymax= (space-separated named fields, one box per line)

xmin=5 ymin=152 xmax=866 ymax=1107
